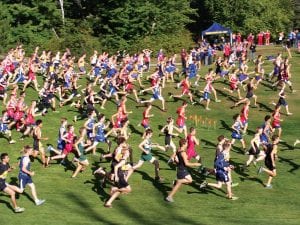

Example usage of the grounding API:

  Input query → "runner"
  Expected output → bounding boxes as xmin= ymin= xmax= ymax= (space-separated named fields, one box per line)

xmin=165 ymin=138 xmax=201 ymax=202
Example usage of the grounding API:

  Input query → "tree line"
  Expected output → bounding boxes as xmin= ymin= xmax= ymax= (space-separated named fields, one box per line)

xmin=0 ymin=0 xmax=297 ymax=54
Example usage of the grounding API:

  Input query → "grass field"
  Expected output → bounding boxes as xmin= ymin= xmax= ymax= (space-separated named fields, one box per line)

xmin=1 ymin=46 xmax=300 ymax=225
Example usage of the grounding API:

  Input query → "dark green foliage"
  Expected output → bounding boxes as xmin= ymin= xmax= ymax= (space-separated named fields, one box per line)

xmin=0 ymin=0 xmax=298 ymax=54
xmin=203 ymin=0 xmax=294 ymax=36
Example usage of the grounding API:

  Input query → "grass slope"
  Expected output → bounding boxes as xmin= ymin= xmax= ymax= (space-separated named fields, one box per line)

xmin=1 ymin=46 xmax=300 ymax=225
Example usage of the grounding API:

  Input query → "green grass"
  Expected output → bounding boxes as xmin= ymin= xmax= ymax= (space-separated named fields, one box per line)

xmin=1 ymin=46 xmax=300 ymax=225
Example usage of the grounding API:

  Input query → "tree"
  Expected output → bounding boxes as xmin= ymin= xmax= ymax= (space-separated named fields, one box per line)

xmin=203 ymin=0 xmax=294 ymax=35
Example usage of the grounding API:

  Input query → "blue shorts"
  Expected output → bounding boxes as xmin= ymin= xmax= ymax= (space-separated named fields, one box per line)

xmin=79 ymin=67 xmax=86 ymax=73
xmin=57 ymin=140 xmax=66 ymax=150
xmin=95 ymin=135 xmax=106 ymax=143
xmin=19 ymin=173 xmax=33 ymax=190
xmin=220 ymin=70 xmax=229 ymax=77
xmin=203 ymin=92 xmax=210 ymax=100
xmin=260 ymin=134 xmax=269 ymax=144
xmin=94 ymin=67 xmax=101 ymax=76
xmin=87 ymin=130 xmax=94 ymax=140
xmin=239 ymin=74 xmax=248 ymax=82
xmin=143 ymin=124 xmax=149 ymax=129
xmin=231 ymin=131 xmax=242 ymax=140
xmin=216 ymin=170 xmax=229 ymax=183
xmin=0 ymin=123 xmax=8 ymax=133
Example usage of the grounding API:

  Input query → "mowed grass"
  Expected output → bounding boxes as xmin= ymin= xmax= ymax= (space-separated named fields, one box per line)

xmin=0 ymin=46 xmax=300 ymax=225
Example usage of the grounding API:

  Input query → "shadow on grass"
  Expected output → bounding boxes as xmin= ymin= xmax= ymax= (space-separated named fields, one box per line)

xmin=278 ymin=156 xmax=300 ymax=174
xmin=128 ymin=124 xmax=143 ymax=137
xmin=258 ymin=102 xmax=274 ymax=113
xmin=116 ymin=197 xmax=207 ymax=225
xmin=279 ymin=141 xmax=294 ymax=151
xmin=134 ymin=170 xmax=170 ymax=197
xmin=219 ymin=120 xmax=232 ymax=132
xmin=65 ymin=192 xmax=120 ymax=225
xmin=200 ymin=138 xmax=217 ymax=150
xmin=0 ymin=198 xmax=14 ymax=212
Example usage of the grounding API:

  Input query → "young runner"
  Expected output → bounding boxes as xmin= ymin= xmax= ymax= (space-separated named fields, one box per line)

xmin=165 ymin=138 xmax=201 ymax=202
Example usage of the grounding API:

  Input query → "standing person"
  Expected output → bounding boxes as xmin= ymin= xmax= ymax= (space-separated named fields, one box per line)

xmin=249 ymin=43 xmax=256 ymax=60
xmin=257 ymin=135 xmax=280 ymax=189
xmin=0 ymin=153 xmax=25 ymax=213
xmin=19 ymin=145 xmax=46 ymax=206
xmin=181 ymin=49 xmax=187 ymax=74
xmin=257 ymin=32 xmax=263 ymax=45
xmin=165 ymin=138 xmax=201 ymax=202
xmin=265 ymin=30 xmax=271 ymax=45
xmin=132 ymin=129 xmax=165 ymax=182
xmin=32 ymin=119 xmax=48 ymax=167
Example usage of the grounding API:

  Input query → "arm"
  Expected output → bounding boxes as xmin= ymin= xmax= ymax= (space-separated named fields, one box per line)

xmin=37 ymin=128 xmax=48 ymax=141
xmin=271 ymin=145 xmax=278 ymax=167
xmin=181 ymin=151 xmax=201 ymax=167
xmin=250 ymin=135 xmax=258 ymax=150
xmin=114 ymin=159 xmax=126 ymax=182
xmin=192 ymin=136 xmax=199 ymax=145
xmin=160 ymin=125 xmax=167 ymax=133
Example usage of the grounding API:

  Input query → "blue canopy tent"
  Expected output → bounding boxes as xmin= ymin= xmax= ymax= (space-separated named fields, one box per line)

xmin=201 ymin=22 xmax=233 ymax=45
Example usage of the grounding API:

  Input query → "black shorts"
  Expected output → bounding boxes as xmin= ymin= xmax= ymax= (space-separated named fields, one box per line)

xmin=33 ymin=140 xmax=39 ymax=151
xmin=117 ymin=170 xmax=129 ymax=188
xmin=0 ymin=180 xmax=7 ymax=191
xmin=165 ymin=135 xmax=171 ymax=146
xmin=248 ymin=145 xmax=259 ymax=156
xmin=246 ymin=92 xmax=253 ymax=99
xmin=265 ymin=159 xmax=275 ymax=170
xmin=177 ymin=168 xmax=190 ymax=179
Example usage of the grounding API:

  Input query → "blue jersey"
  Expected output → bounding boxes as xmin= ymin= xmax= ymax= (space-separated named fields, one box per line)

xmin=153 ymin=86 xmax=160 ymax=99
xmin=57 ymin=125 xmax=66 ymax=150
xmin=19 ymin=156 xmax=30 ymax=176
xmin=86 ymin=118 xmax=95 ymax=139
xmin=95 ymin=123 xmax=106 ymax=142
xmin=231 ymin=121 xmax=243 ymax=139
xmin=214 ymin=152 xmax=229 ymax=171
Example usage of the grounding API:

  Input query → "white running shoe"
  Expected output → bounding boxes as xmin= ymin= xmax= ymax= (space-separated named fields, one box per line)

xmin=35 ymin=199 xmax=46 ymax=206
xmin=15 ymin=207 xmax=25 ymax=213
xmin=165 ymin=196 xmax=174 ymax=202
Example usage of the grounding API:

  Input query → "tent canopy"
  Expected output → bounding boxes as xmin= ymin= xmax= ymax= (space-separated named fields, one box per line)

xmin=201 ymin=22 xmax=232 ymax=36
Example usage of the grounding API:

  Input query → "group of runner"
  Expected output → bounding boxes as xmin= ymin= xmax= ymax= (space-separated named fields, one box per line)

xmin=0 ymin=42 xmax=297 ymax=211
